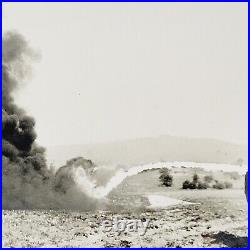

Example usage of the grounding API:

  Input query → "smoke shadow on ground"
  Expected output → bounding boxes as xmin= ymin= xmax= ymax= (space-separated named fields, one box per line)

xmin=210 ymin=231 xmax=248 ymax=248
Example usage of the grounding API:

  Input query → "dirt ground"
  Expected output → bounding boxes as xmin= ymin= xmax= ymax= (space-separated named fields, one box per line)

xmin=2 ymin=168 xmax=248 ymax=248
xmin=3 ymin=189 xmax=248 ymax=248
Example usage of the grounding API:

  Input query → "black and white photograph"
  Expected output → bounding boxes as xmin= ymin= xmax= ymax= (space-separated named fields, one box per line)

xmin=2 ymin=2 xmax=248 ymax=248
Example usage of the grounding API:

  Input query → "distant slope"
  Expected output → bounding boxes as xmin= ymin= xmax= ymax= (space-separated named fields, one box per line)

xmin=46 ymin=135 xmax=248 ymax=167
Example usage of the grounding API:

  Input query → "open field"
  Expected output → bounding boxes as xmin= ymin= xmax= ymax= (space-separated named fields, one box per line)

xmin=3 ymin=166 xmax=248 ymax=248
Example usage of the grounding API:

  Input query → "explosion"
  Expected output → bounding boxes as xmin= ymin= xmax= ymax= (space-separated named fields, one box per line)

xmin=2 ymin=31 xmax=100 ymax=210
xmin=2 ymin=31 xmax=168 ymax=211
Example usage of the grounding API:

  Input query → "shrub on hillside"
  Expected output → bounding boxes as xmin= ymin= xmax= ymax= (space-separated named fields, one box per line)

xmin=193 ymin=173 xmax=199 ymax=184
xmin=182 ymin=180 xmax=191 ymax=189
xmin=182 ymin=174 xmax=233 ymax=190
xmin=224 ymin=181 xmax=233 ymax=189
xmin=159 ymin=168 xmax=173 ymax=187
xmin=212 ymin=182 xmax=225 ymax=189
xmin=197 ymin=181 xmax=209 ymax=189
xmin=212 ymin=180 xmax=233 ymax=189
xmin=182 ymin=174 xmax=208 ymax=190
xmin=204 ymin=175 xmax=213 ymax=183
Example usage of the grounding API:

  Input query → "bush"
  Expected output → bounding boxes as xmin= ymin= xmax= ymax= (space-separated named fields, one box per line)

xmin=224 ymin=181 xmax=233 ymax=189
xmin=182 ymin=180 xmax=191 ymax=189
xmin=212 ymin=180 xmax=233 ymax=190
xmin=183 ymin=175 xmax=233 ymax=190
xmin=197 ymin=181 xmax=208 ymax=189
xmin=188 ymin=181 xmax=197 ymax=189
xmin=204 ymin=175 xmax=213 ymax=183
xmin=182 ymin=180 xmax=200 ymax=189
xmin=212 ymin=182 xmax=225 ymax=189
xmin=159 ymin=168 xmax=173 ymax=187
xmin=193 ymin=173 xmax=199 ymax=184
xmin=182 ymin=174 xmax=208 ymax=190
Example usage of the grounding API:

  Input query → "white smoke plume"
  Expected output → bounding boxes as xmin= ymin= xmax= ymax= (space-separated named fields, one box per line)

xmin=72 ymin=161 xmax=247 ymax=200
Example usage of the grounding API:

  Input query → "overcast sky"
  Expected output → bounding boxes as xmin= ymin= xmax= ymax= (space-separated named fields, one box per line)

xmin=3 ymin=3 xmax=248 ymax=146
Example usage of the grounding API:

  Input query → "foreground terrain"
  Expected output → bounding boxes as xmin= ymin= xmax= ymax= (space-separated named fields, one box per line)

xmin=3 ymin=166 xmax=248 ymax=248
xmin=3 ymin=191 xmax=248 ymax=248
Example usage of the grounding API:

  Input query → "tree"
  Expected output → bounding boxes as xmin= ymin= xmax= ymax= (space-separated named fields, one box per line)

xmin=193 ymin=173 xmax=199 ymax=184
xmin=159 ymin=168 xmax=173 ymax=187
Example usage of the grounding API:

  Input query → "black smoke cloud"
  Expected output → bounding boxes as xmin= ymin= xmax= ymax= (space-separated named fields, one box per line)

xmin=2 ymin=31 xmax=100 ymax=210
xmin=2 ymin=31 xmax=50 ymax=186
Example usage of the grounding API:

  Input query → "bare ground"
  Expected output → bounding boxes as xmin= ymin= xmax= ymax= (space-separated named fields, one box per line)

xmin=3 ymin=189 xmax=248 ymax=248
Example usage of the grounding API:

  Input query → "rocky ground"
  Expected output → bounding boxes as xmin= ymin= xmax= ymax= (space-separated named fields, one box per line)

xmin=3 ymin=189 xmax=248 ymax=248
xmin=2 ymin=167 xmax=248 ymax=248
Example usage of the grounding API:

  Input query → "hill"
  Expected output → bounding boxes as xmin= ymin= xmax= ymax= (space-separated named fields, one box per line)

xmin=46 ymin=135 xmax=247 ymax=167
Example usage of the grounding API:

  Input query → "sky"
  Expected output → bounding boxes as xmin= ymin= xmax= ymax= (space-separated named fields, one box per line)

xmin=2 ymin=2 xmax=248 ymax=146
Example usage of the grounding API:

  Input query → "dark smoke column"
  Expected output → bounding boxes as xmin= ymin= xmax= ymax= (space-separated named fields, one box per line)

xmin=2 ymin=31 xmax=49 ymax=209
xmin=2 ymin=32 xmax=98 ymax=211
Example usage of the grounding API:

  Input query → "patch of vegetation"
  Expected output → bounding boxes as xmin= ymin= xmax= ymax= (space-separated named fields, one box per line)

xmin=203 ymin=175 xmax=213 ymax=183
xmin=182 ymin=174 xmax=208 ymax=189
xmin=183 ymin=180 xmax=195 ymax=189
xmin=226 ymin=172 xmax=240 ymax=181
xmin=159 ymin=168 xmax=173 ymax=187
xmin=197 ymin=182 xmax=209 ymax=189
xmin=212 ymin=180 xmax=233 ymax=189
xmin=182 ymin=174 xmax=233 ymax=190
